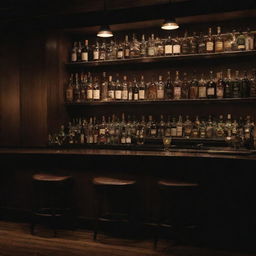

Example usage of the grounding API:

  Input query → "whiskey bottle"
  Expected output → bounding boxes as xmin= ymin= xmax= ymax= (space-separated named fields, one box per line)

xmin=122 ymin=75 xmax=128 ymax=100
xmin=139 ymin=75 xmax=146 ymax=100
xmin=93 ymin=117 xmax=99 ymax=144
xmin=206 ymin=28 xmax=214 ymax=53
xmin=176 ymin=115 xmax=183 ymax=137
xmin=93 ymin=42 xmax=100 ymax=61
xmin=108 ymin=75 xmax=115 ymax=100
xmin=224 ymin=32 xmax=233 ymax=52
xmin=71 ymin=42 xmax=77 ymax=62
xmin=181 ymin=72 xmax=189 ymax=99
xmin=147 ymin=77 xmax=157 ymax=100
xmin=198 ymin=32 xmax=206 ymax=53
xmin=157 ymin=114 xmax=166 ymax=138
xmin=73 ymin=73 xmax=81 ymax=102
xmin=206 ymin=71 xmax=216 ymax=98
xmin=173 ymin=36 xmax=181 ymax=55
xmin=250 ymin=69 xmax=256 ymax=97
xmin=189 ymin=71 xmax=199 ymax=99
xmin=66 ymin=74 xmax=74 ymax=102
xmin=216 ymin=72 xmax=224 ymax=99
xmin=101 ymin=72 xmax=108 ymax=101
xmin=232 ymin=70 xmax=241 ymax=98
xmin=164 ymin=36 xmax=173 ymax=56
xmin=224 ymin=69 xmax=233 ymax=98
xmin=216 ymin=115 xmax=225 ymax=137
xmin=140 ymin=34 xmax=147 ymax=57
xmin=191 ymin=116 xmax=200 ymax=137
xmin=199 ymin=121 xmax=206 ymax=138
xmin=184 ymin=115 xmax=192 ymax=138
xmin=206 ymin=115 xmax=214 ymax=138
xmin=231 ymin=30 xmax=238 ymax=51
xmin=236 ymin=30 xmax=246 ymax=51
xmin=155 ymin=37 xmax=164 ymax=56
xmin=77 ymin=41 xmax=82 ymax=61
xmin=147 ymin=34 xmax=155 ymax=57
xmin=81 ymin=40 xmax=89 ymax=62
xmin=133 ymin=78 xmax=139 ymax=100
xmin=87 ymin=74 xmax=93 ymax=101
xmin=99 ymin=42 xmax=106 ymax=60
xmin=117 ymin=42 xmax=124 ymax=59
xmin=80 ymin=73 xmax=87 ymax=102
xmin=190 ymin=32 xmax=198 ymax=54
xmin=165 ymin=116 xmax=171 ymax=137
xmin=173 ymin=71 xmax=182 ymax=100
xmin=156 ymin=75 xmax=165 ymax=100
xmin=245 ymin=28 xmax=254 ymax=50
xmin=225 ymin=114 xmax=232 ymax=138
xmin=215 ymin=26 xmax=224 ymax=52
xmin=115 ymin=74 xmax=122 ymax=100
xmin=165 ymin=71 xmax=173 ymax=99
xmin=128 ymin=82 xmax=133 ymax=100
xmin=99 ymin=116 xmax=107 ymax=144
xmin=149 ymin=116 xmax=157 ymax=137
xmin=181 ymin=31 xmax=190 ymax=54
xmin=124 ymin=35 xmax=130 ymax=58
xmin=241 ymin=71 xmax=250 ymax=98
xmin=130 ymin=34 xmax=141 ymax=58
xmin=93 ymin=77 xmax=101 ymax=101
xmin=198 ymin=73 xmax=207 ymax=99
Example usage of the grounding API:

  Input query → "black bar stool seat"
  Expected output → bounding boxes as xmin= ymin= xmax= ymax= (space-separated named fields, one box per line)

xmin=92 ymin=176 xmax=136 ymax=240
xmin=31 ymin=173 xmax=73 ymax=236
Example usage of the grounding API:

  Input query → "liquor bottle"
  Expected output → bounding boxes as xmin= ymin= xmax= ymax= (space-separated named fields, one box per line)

xmin=139 ymin=75 xmax=146 ymax=100
xmin=117 ymin=42 xmax=124 ymax=59
xmin=250 ymin=69 xmax=256 ymax=97
xmin=206 ymin=115 xmax=214 ymax=138
xmin=108 ymin=75 xmax=115 ymax=100
xmin=66 ymin=74 xmax=74 ymax=102
xmin=157 ymin=114 xmax=166 ymax=138
xmin=231 ymin=119 xmax=239 ymax=137
xmin=122 ymin=75 xmax=128 ymax=100
xmin=124 ymin=35 xmax=130 ymax=58
xmin=155 ymin=37 xmax=164 ymax=56
xmin=165 ymin=71 xmax=173 ymax=99
xmin=147 ymin=34 xmax=155 ymax=57
xmin=184 ymin=115 xmax=192 ymax=138
xmin=133 ymin=77 xmax=139 ymax=100
xmin=99 ymin=116 xmax=106 ymax=144
xmin=130 ymin=34 xmax=140 ymax=58
xmin=87 ymin=117 xmax=94 ymax=144
xmin=224 ymin=32 xmax=233 ymax=52
xmin=101 ymin=72 xmax=108 ymax=101
xmin=216 ymin=115 xmax=225 ymax=137
xmin=93 ymin=117 xmax=99 ymax=144
xmin=224 ymin=69 xmax=233 ymax=98
xmin=164 ymin=36 xmax=173 ymax=56
xmin=189 ymin=71 xmax=198 ymax=99
xmin=80 ymin=73 xmax=87 ymax=102
xmin=181 ymin=72 xmax=189 ymax=99
xmin=191 ymin=116 xmax=200 ymax=137
xmin=198 ymin=32 xmax=206 ymax=53
xmin=111 ymin=41 xmax=118 ymax=60
xmin=165 ymin=116 xmax=171 ymax=136
xmin=225 ymin=114 xmax=232 ymax=138
xmin=244 ymin=115 xmax=252 ymax=141
xmin=231 ymin=30 xmax=238 ymax=51
xmin=236 ymin=30 xmax=246 ymax=51
xmin=206 ymin=71 xmax=216 ymax=98
xmin=73 ymin=73 xmax=81 ymax=102
xmin=170 ymin=117 xmax=177 ymax=137
xmin=241 ymin=71 xmax=250 ymax=98
xmin=99 ymin=42 xmax=106 ymax=60
xmin=216 ymin=72 xmax=224 ymax=99
xmin=199 ymin=121 xmax=206 ymax=138
xmin=176 ymin=115 xmax=183 ymax=137
xmin=198 ymin=73 xmax=207 ymax=99
xmin=71 ymin=42 xmax=77 ymax=62
xmin=156 ymin=75 xmax=165 ymax=100
xmin=215 ymin=26 xmax=224 ymax=52
xmin=232 ymin=70 xmax=241 ymax=98
xmin=245 ymin=28 xmax=254 ymax=50
xmin=81 ymin=40 xmax=89 ymax=62
xmin=128 ymin=82 xmax=133 ymax=100
xmin=173 ymin=71 xmax=182 ymax=100
xmin=140 ymin=34 xmax=147 ymax=57
xmin=86 ymin=74 xmax=93 ymax=101
xmin=115 ymin=74 xmax=122 ymax=100
xmin=107 ymin=40 xmax=115 ymax=60
xmin=93 ymin=77 xmax=100 ymax=101
xmin=147 ymin=77 xmax=157 ymax=100
xmin=93 ymin=42 xmax=100 ymax=61
xmin=181 ymin=31 xmax=190 ymax=55
xmin=206 ymin=27 xmax=214 ymax=53
xmin=149 ymin=116 xmax=157 ymax=137
xmin=173 ymin=36 xmax=181 ymax=55
xmin=190 ymin=32 xmax=198 ymax=54
xmin=77 ymin=41 xmax=82 ymax=61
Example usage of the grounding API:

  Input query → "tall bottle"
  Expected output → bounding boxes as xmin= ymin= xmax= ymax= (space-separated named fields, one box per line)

xmin=81 ymin=40 xmax=89 ymax=62
xmin=181 ymin=31 xmax=190 ymax=55
xmin=232 ymin=70 xmax=241 ymax=98
xmin=115 ymin=74 xmax=122 ymax=100
xmin=156 ymin=75 xmax=165 ymax=100
xmin=224 ymin=69 xmax=233 ymax=98
xmin=173 ymin=71 xmax=182 ymax=100
xmin=176 ymin=115 xmax=183 ymax=137
xmin=236 ymin=30 xmax=246 ymax=51
xmin=98 ymin=116 xmax=106 ymax=144
xmin=147 ymin=77 xmax=157 ymax=100
xmin=133 ymin=77 xmax=139 ymax=100
xmin=215 ymin=26 xmax=224 ymax=52
xmin=164 ymin=36 xmax=173 ymax=56
xmin=93 ymin=77 xmax=100 ymax=101
xmin=73 ymin=73 xmax=81 ymax=102
xmin=147 ymin=34 xmax=155 ymax=57
xmin=128 ymin=82 xmax=133 ymax=100
xmin=87 ymin=74 xmax=93 ymax=101
xmin=77 ymin=42 xmax=82 ymax=61
xmin=122 ymin=75 xmax=128 ymax=100
xmin=250 ymin=69 xmax=256 ymax=97
xmin=101 ymin=72 xmax=108 ymax=101
xmin=241 ymin=71 xmax=250 ymax=98
xmin=93 ymin=42 xmax=100 ymax=61
xmin=117 ymin=42 xmax=124 ymax=59
xmin=216 ymin=72 xmax=224 ymax=99
xmin=190 ymin=32 xmax=198 ymax=54
xmin=198 ymin=73 xmax=207 ymax=99
xmin=66 ymin=74 xmax=74 ymax=102
xmin=189 ymin=71 xmax=198 ymax=99
xmin=80 ymin=73 xmax=87 ymax=102
xmin=173 ymin=36 xmax=181 ymax=55
xmin=198 ymin=32 xmax=206 ymax=53
xmin=108 ymin=75 xmax=115 ymax=100
xmin=71 ymin=42 xmax=77 ymax=62
xmin=181 ymin=72 xmax=189 ymax=99
xmin=165 ymin=71 xmax=173 ymax=99
xmin=206 ymin=28 xmax=214 ymax=53
xmin=206 ymin=71 xmax=216 ymax=98
xmin=124 ymin=35 xmax=130 ymax=58
xmin=139 ymin=75 xmax=146 ymax=100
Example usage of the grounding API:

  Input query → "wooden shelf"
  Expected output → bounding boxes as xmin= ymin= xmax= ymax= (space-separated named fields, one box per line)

xmin=66 ymin=50 xmax=256 ymax=68
xmin=65 ymin=97 xmax=256 ymax=106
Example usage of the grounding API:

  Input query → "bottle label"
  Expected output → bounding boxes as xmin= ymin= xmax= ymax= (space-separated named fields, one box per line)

xmin=238 ymin=44 xmax=245 ymax=50
xmin=148 ymin=47 xmax=155 ymax=56
xmin=121 ymin=137 xmax=126 ymax=144
xmin=87 ymin=136 xmax=93 ymax=144
xmin=125 ymin=49 xmax=130 ymax=57
xmin=151 ymin=129 xmax=157 ymax=135
xmin=115 ymin=90 xmax=122 ymax=100
xmin=134 ymin=93 xmax=139 ymax=100
xmin=93 ymin=51 xmax=99 ymax=60
xmin=224 ymin=41 xmax=232 ymax=51
xmin=165 ymin=45 xmax=172 ymax=54
xmin=126 ymin=137 xmax=131 ymax=144
xmin=206 ymin=42 xmax=214 ymax=51
xmin=198 ymin=87 xmax=206 ymax=98
xmin=217 ymin=88 xmax=224 ymax=98
xmin=173 ymin=45 xmax=181 ymax=54
xmin=207 ymin=88 xmax=215 ymax=96
xmin=215 ymin=41 xmax=223 ymax=52
xmin=81 ymin=52 xmax=88 ymax=61
xmin=157 ymin=89 xmax=164 ymax=99
xmin=109 ymin=90 xmax=115 ymax=99
xmin=87 ymin=90 xmax=93 ymax=99
xmin=117 ymin=50 xmax=123 ymax=59
xmin=122 ymin=90 xmax=128 ymax=100
xmin=139 ymin=90 xmax=145 ymax=99
xmin=80 ymin=134 xmax=85 ymax=144
xmin=93 ymin=89 xmax=100 ymax=100
xmin=71 ymin=53 xmax=77 ymax=62
xmin=174 ymin=87 xmax=181 ymax=99
xmin=171 ymin=128 xmax=177 ymax=137
xmin=99 ymin=129 xmax=105 ymax=135
xmin=176 ymin=127 xmax=183 ymax=136
xmin=128 ymin=92 xmax=133 ymax=100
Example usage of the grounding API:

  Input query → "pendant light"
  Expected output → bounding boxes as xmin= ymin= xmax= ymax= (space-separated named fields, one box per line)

xmin=97 ymin=0 xmax=113 ymax=38
xmin=161 ymin=0 xmax=179 ymax=30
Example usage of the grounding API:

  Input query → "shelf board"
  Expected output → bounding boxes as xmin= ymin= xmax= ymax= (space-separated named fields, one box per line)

xmin=65 ymin=97 xmax=256 ymax=106
xmin=66 ymin=50 xmax=256 ymax=68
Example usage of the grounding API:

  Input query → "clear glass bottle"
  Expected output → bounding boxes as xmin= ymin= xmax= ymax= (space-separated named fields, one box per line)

xmin=101 ymin=72 xmax=108 ymax=101
xmin=77 ymin=41 xmax=82 ymax=61
xmin=87 ymin=73 xmax=93 ymax=101
xmin=206 ymin=115 xmax=214 ymax=138
xmin=236 ymin=30 xmax=246 ymax=51
xmin=99 ymin=42 xmax=106 ymax=60
xmin=133 ymin=77 xmax=139 ymax=100
xmin=93 ymin=42 xmax=100 ymax=61
xmin=245 ymin=28 xmax=255 ymax=51
xmin=198 ymin=32 xmax=206 ymax=53
xmin=158 ymin=114 xmax=166 ymax=138
xmin=184 ymin=115 xmax=192 ymax=138
xmin=130 ymin=34 xmax=141 ymax=58
xmin=176 ymin=115 xmax=183 ymax=137
xmin=117 ymin=42 xmax=124 ymax=59
xmin=155 ymin=37 xmax=164 ymax=56
xmin=128 ymin=82 xmax=133 ymax=100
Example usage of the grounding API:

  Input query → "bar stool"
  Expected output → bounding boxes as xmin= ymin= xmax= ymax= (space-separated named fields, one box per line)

xmin=31 ymin=173 xmax=73 ymax=236
xmin=154 ymin=180 xmax=199 ymax=249
xmin=92 ymin=176 xmax=136 ymax=240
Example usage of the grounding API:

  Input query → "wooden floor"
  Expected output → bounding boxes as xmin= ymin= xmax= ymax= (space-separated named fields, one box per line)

xmin=0 ymin=221 xmax=255 ymax=256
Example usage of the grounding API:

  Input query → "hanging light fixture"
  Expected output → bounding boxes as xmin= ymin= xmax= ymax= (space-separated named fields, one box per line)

xmin=97 ymin=0 xmax=113 ymax=38
xmin=161 ymin=0 xmax=179 ymax=30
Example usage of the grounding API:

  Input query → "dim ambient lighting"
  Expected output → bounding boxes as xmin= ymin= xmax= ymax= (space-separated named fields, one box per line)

xmin=97 ymin=25 xmax=113 ymax=38
xmin=161 ymin=18 xmax=179 ymax=30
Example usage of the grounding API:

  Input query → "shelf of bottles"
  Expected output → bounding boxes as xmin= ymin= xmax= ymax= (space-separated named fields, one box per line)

xmin=67 ymin=27 xmax=256 ymax=67
xmin=49 ymin=113 xmax=255 ymax=152
xmin=65 ymin=69 xmax=256 ymax=105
